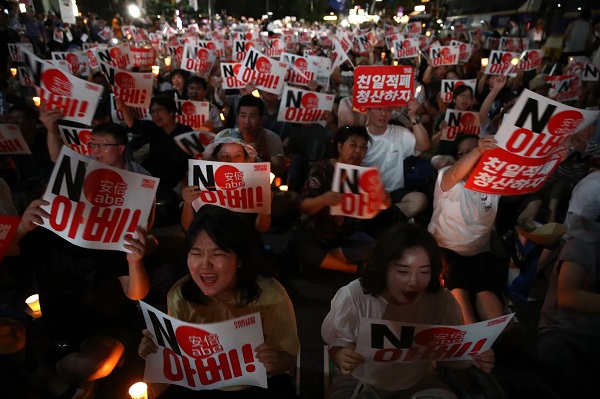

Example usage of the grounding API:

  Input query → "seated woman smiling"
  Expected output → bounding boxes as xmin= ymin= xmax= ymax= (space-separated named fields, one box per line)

xmin=139 ymin=206 xmax=300 ymax=398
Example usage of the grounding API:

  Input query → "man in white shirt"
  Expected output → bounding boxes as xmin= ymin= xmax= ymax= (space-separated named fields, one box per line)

xmin=363 ymin=99 xmax=430 ymax=219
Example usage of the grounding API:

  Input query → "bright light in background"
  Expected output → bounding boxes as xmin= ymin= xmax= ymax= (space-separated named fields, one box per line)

xmin=414 ymin=5 xmax=426 ymax=12
xmin=577 ymin=7 xmax=581 ymax=10
xmin=128 ymin=4 xmax=141 ymax=19
xmin=400 ymin=15 xmax=410 ymax=24
xmin=19 ymin=3 xmax=26 ymax=12
xmin=557 ymin=4 xmax=561 ymax=7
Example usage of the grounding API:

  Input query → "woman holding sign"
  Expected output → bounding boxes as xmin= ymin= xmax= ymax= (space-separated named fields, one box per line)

xmin=139 ymin=206 xmax=300 ymax=398
xmin=322 ymin=223 xmax=495 ymax=398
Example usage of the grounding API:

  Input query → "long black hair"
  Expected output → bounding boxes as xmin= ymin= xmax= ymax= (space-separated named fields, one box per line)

xmin=180 ymin=205 xmax=268 ymax=306
xmin=360 ymin=223 xmax=443 ymax=296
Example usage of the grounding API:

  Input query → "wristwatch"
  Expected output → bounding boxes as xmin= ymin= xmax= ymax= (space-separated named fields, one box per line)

xmin=411 ymin=117 xmax=421 ymax=126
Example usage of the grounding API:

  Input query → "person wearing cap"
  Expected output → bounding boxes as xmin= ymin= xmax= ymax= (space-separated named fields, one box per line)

xmin=180 ymin=129 xmax=271 ymax=233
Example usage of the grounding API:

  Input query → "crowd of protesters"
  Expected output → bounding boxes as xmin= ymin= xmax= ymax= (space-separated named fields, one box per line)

xmin=1 ymin=1 xmax=600 ymax=398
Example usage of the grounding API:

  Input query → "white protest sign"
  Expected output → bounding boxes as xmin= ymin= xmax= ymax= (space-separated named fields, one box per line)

xmin=232 ymin=40 xmax=262 ymax=62
xmin=51 ymin=51 xmax=89 ymax=77
xmin=546 ymin=75 xmax=580 ymax=103
xmin=58 ymin=124 xmax=93 ymax=156
xmin=0 ymin=124 xmax=32 ymax=154
xmin=175 ymin=99 xmax=210 ymax=131
xmin=264 ymin=37 xmax=285 ymax=58
xmin=236 ymin=47 xmax=287 ymax=95
xmin=181 ymin=44 xmax=217 ymax=77
xmin=517 ymin=50 xmax=544 ymax=71
xmin=429 ymin=46 xmax=460 ymax=67
xmin=188 ymin=160 xmax=271 ymax=214
xmin=440 ymin=79 xmax=477 ymax=103
xmin=100 ymin=61 xmax=153 ymax=109
xmin=140 ymin=302 xmax=267 ymax=390
xmin=391 ymin=37 xmax=419 ymax=59
xmin=310 ymin=55 xmax=332 ymax=90
xmin=484 ymin=50 xmax=520 ymax=77
xmin=110 ymin=94 xmax=151 ymax=125
xmin=220 ymin=63 xmax=246 ymax=90
xmin=59 ymin=0 xmax=77 ymax=25
xmin=582 ymin=63 xmax=600 ymax=81
xmin=174 ymin=131 xmax=216 ymax=157
xmin=330 ymin=163 xmax=385 ymax=219
xmin=198 ymin=40 xmax=226 ymax=59
xmin=499 ymin=37 xmax=527 ymax=52
xmin=441 ymin=110 xmax=481 ymax=141
xmin=280 ymin=52 xmax=320 ymax=87
xmin=465 ymin=90 xmax=600 ymax=195
xmin=277 ymin=85 xmax=334 ymax=124
xmin=7 ymin=43 xmax=32 ymax=62
xmin=353 ymin=34 xmax=372 ymax=54
xmin=95 ymin=44 xmax=133 ymax=70
xmin=53 ymin=28 xmax=64 ymax=43
xmin=38 ymin=65 xmax=103 ymax=126
xmin=40 ymin=147 xmax=159 ymax=251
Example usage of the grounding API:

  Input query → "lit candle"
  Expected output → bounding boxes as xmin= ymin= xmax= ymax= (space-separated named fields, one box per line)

xmin=393 ymin=60 xmax=399 ymax=66
xmin=251 ymin=89 xmax=260 ymax=98
xmin=274 ymin=177 xmax=282 ymax=187
xmin=220 ymin=112 xmax=225 ymax=122
xmin=10 ymin=68 xmax=17 ymax=77
xmin=279 ymin=185 xmax=289 ymax=192
xmin=128 ymin=382 xmax=148 ymax=399
xmin=164 ymin=56 xmax=172 ymax=68
xmin=151 ymin=65 xmax=160 ymax=76
xmin=269 ymin=172 xmax=275 ymax=184
xmin=32 ymin=97 xmax=41 ymax=107
xmin=25 ymin=294 xmax=41 ymax=312
xmin=415 ymin=85 xmax=422 ymax=97
xmin=481 ymin=58 xmax=489 ymax=67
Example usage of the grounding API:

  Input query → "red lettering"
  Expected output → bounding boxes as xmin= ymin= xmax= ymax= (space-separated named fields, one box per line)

xmin=162 ymin=347 xmax=184 ymax=381
xmin=196 ymin=352 xmax=232 ymax=385
xmin=506 ymin=128 xmax=534 ymax=153
xmin=373 ymin=348 xmax=403 ymax=362
xmin=49 ymin=195 xmax=72 ymax=232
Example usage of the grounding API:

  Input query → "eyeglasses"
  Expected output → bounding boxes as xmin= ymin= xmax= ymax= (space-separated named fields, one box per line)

xmin=88 ymin=142 xmax=120 ymax=151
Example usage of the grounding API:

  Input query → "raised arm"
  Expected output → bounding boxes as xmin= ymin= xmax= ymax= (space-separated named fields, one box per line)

xmin=479 ymin=75 xmax=506 ymax=128
xmin=39 ymin=103 xmax=65 ymax=163
xmin=115 ymin=97 xmax=135 ymax=129
xmin=119 ymin=226 xmax=150 ymax=300
xmin=407 ymin=99 xmax=430 ymax=152
xmin=441 ymin=136 xmax=498 ymax=191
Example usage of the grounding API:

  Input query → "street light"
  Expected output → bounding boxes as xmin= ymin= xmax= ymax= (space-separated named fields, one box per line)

xmin=128 ymin=4 xmax=141 ymax=19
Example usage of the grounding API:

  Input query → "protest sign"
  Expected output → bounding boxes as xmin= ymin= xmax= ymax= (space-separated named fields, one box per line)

xmin=465 ymin=90 xmax=600 ymax=195
xmin=582 ymin=63 xmax=600 ymax=81
xmin=457 ymin=43 xmax=474 ymax=63
xmin=140 ymin=302 xmax=267 ymax=390
xmin=264 ymin=38 xmax=285 ymax=58
xmin=38 ymin=64 xmax=103 ymax=126
xmin=175 ymin=99 xmax=210 ymax=131
xmin=516 ymin=50 xmax=544 ymax=71
xmin=404 ymin=22 xmax=422 ymax=35
xmin=130 ymin=46 xmax=156 ymax=70
xmin=100 ymin=61 xmax=153 ymax=109
xmin=546 ymin=75 xmax=580 ymax=102
xmin=277 ymin=85 xmax=334 ymax=124
xmin=7 ymin=43 xmax=32 ymax=62
xmin=167 ymin=45 xmax=184 ymax=64
xmin=96 ymin=44 xmax=133 ymax=70
xmin=384 ymin=34 xmax=401 ymax=50
xmin=181 ymin=44 xmax=217 ymax=76
xmin=174 ymin=131 xmax=216 ymax=157
xmin=331 ymin=39 xmax=351 ymax=72
xmin=499 ymin=37 xmax=527 ymax=52
xmin=440 ymin=79 xmax=477 ymax=103
xmin=0 ymin=216 xmax=20 ymax=262
xmin=39 ymin=147 xmax=159 ymax=251
xmin=51 ymin=51 xmax=89 ymax=77
xmin=58 ymin=124 xmax=93 ymax=156
xmin=353 ymin=65 xmax=413 ymax=108
xmin=281 ymin=53 xmax=320 ymax=87
xmin=53 ymin=28 xmax=64 ymax=43
xmin=309 ymin=55 xmax=332 ymax=90
xmin=236 ymin=47 xmax=287 ymax=95
xmin=59 ymin=0 xmax=76 ymax=25
xmin=0 ymin=124 xmax=31 ymax=154
xmin=429 ymin=46 xmax=460 ymax=67
xmin=441 ymin=110 xmax=481 ymax=140
xmin=110 ymin=94 xmax=151 ymax=125
xmin=329 ymin=163 xmax=385 ymax=219
xmin=198 ymin=40 xmax=226 ymax=59
xmin=232 ymin=40 xmax=262 ymax=62
xmin=391 ymin=37 xmax=419 ymax=59
xmin=353 ymin=34 xmax=371 ymax=54
xmin=483 ymin=50 xmax=520 ymax=77
xmin=18 ymin=67 xmax=35 ymax=87
xmin=220 ymin=63 xmax=246 ymax=90
xmin=188 ymin=160 xmax=271 ymax=214
xmin=355 ymin=314 xmax=514 ymax=383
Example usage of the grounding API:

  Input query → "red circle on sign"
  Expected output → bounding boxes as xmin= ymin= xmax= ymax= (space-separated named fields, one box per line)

xmin=197 ymin=48 xmax=209 ymax=60
xmin=176 ymin=325 xmax=216 ymax=359
xmin=115 ymin=72 xmax=136 ymax=89
xmin=413 ymin=327 xmax=466 ymax=346
xmin=256 ymin=57 xmax=272 ymax=73
xmin=461 ymin=113 xmax=475 ymax=126
xmin=244 ymin=42 xmax=254 ymax=51
xmin=176 ymin=47 xmax=184 ymax=57
xmin=441 ymin=47 xmax=451 ymax=57
xmin=83 ymin=168 xmax=126 ymax=207
xmin=66 ymin=53 xmax=79 ymax=66
xmin=294 ymin=58 xmax=308 ymax=71
xmin=215 ymin=164 xmax=243 ymax=190
xmin=501 ymin=53 xmax=513 ymax=64
xmin=547 ymin=110 xmax=584 ymax=136
xmin=529 ymin=51 xmax=539 ymax=61
xmin=454 ymin=80 xmax=465 ymax=88
xmin=42 ymin=69 xmax=72 ymax=96
xmin=79 ymin=130 xmax=92 ymax=145
xmin=207 ymin=42 xmax=216 ymax=50
xmin=301 ymin=92 xmax=319 ymax=109
xmin=182 ymin=102 xmax=196 ymax=115
xmin=245 ymin=32 xmax=253 ymax=40
xmin=359 ymin=169 xmax=382 ymax=198
xmin=233 ymin=63 xmax=242 ymax=75
xmin=109 ymin=47 xmax=122 ymax=59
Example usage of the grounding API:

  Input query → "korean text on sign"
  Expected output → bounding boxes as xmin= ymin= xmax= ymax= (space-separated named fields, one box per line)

xmin=353 ymin=65 xmax=414 ymax=108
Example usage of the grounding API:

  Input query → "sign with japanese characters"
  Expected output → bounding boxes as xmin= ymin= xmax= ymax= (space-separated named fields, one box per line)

xmin=546 ymin=75 xmax=580 ymax=102
xmin=280 ymin=52 xmax=320 ymax=87
xmin=188 ymin=160 xmax=271 ymax=214
xmin=39 ymin=147 xmax=158 ymax=251
xmin=277 ymin=86 xmax=334 ymax=124
xmin=429 ymin=46 xmax=460 ymax=67
xmin=181 ymin=44 xmax=217 ymax=77
xmin=440 ymin=79 xmax=477 ymax=103
xmin=39 ymin=64 xmax=103 ymax=126
xmin=58 ymin=124 xmax=92 ymax=156
xmin=0 ymin=216 xmax=20 ymax=262
xmin=175 ymin=100 xmax=210 ymax=131
xmin=174 ymin=131 xmax=216 ymax=157
xmin=483 ymin=50 xmax=520 ymax=77
xmin=236 ymin=47 xmax=287 ymax=95
xmin=100 ymin=61 xmax=153 ymax=109
xmin=355 ymin=315 xmax=513 ymax=374
xmin=330 ymin=163 xmax=385 ymax=220
xmin=140 ymin=302 xmax=267 ymax=390
xmin=0 ymin=124 xmax=31 ymax=154
xmin=441 ymin=110 xmax=481 ymax=140
xmin=465 ymin=90 xmax=600 ymax=195
xmin=353 ymin=65 xmax=414 ymax=108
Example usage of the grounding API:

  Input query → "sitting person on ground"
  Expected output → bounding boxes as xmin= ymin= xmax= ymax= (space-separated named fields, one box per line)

xmin=186 ymin=76 xmax=224 ymax=133
xmin=138 ymin=206 xmax=300 ymax=398
xmin=363 ymin=100 xmax=431 ymax=220
xmin=180 ymin=129 xmax=270 ymax=233
xmin=322 ymin=223 xmax=495 ymax=398
xmin=428 ymin=135 xmax=507 ymax=324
